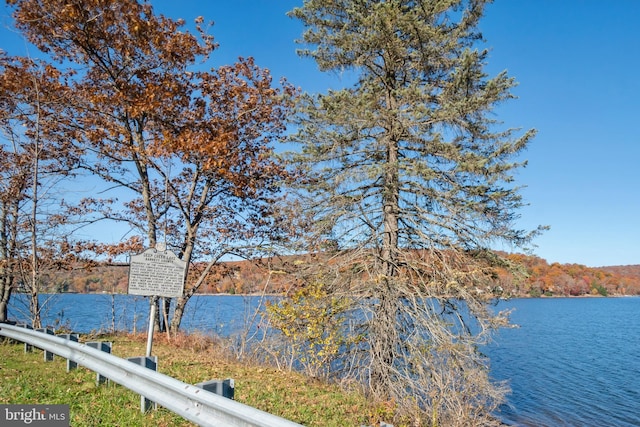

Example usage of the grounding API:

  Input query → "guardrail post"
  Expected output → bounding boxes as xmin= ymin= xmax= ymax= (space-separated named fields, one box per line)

xmin=86 ymin=341 xmax=112 ymax=385
xmin=17 ymin=324 xmax=33 ymax=352
xmin=58 ymin=333 xmax=79 ymax=371
xmin=127 ymin=356 xmax=158 ymax=413
xmin=195 ymin=378 xmax=235 ymax=400
xmin=35 ymin=328 xmax=55 ymax=361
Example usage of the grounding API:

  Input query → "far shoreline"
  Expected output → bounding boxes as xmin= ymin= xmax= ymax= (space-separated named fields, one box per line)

xmin=15 ymin=291 xmax=640 ymax=298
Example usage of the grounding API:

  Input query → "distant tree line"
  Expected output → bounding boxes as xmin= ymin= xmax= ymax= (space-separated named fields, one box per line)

xmin=29 ymin=254 xmax=640 ymax=297
xmin=494 ymin=254 xmax=640 ymax=297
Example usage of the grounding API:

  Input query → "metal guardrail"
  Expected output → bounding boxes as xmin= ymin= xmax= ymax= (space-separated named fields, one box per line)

xmin=0 ymin=323 xmax=302 ymax=427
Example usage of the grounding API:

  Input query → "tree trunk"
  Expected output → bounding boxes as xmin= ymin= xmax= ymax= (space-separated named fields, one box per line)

xmin=169 ymin=296 xmax=187 ymax=334
xmin=168 ymin=237 xmax=210 ymax=334
xmin=30 ymin=291 xmax=41 ymax=328
xmin=370 ymin=279 xmax=400 ymax=396
xmin=0 ymin=297 xmax=8 ymax=323
xmin=161 ymin=298 xmax=171 ymax=332
xmin=151 ymin=297 xmax=165 ymax=332
xmin=30 ymin=79 xmax=42 ymax=330
xmin=0 ymin=274 xmax=11 ymax=323
xmin=370 ymin=123 xmax=401 ymax=394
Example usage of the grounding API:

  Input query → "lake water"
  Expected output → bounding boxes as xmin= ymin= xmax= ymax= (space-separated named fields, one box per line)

xmin=486 ymin=297 xmax=640 ymax=427
xmin=7 ymin=294 xmax=640 ymax=426
xmin=7 ymin=293 xmax=268 ymax=337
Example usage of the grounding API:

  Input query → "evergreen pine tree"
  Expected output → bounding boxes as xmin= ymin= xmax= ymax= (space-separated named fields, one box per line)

xmin=283 ymin=1 xmax=543 ymax=424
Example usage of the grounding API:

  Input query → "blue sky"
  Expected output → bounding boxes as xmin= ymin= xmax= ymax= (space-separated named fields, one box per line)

xmin=1 ymin=1 xmax=639 ymax=267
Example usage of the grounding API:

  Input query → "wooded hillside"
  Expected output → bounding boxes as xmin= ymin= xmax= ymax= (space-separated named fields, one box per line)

xmin=493 ymin=254 xmax=640 ymax=297
xmin=30 ymin=253 xmax=640 ymax=297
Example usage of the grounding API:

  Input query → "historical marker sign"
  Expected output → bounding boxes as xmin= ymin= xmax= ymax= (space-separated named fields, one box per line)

xmin=128 ymin=248 xmax=186 ymax=298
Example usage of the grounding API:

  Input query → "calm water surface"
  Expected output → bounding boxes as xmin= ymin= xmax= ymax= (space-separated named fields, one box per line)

xmin=7 ymin=293 xmax=266 ymax=336
xmin=7 ymin=294 xmax=640 ymax=426
xmin=486 ymin=297 xmax=640 ymax=427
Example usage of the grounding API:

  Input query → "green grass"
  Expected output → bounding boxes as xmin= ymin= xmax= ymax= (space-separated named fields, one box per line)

xmin=0 ymin=333 xmax=373 ymax=426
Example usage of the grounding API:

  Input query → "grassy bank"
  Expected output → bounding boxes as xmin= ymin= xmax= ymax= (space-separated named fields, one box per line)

xmin=0 ymin=332 xmax=374 ymax=426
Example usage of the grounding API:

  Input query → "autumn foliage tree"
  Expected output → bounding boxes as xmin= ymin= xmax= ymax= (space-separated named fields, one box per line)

xmin=0 ymin=52 xmax=79 ymax=326
xmin=6 ymin=0 xmax=294 ymax=333
xmin=0 ymin=143 xmax=28 ymax=323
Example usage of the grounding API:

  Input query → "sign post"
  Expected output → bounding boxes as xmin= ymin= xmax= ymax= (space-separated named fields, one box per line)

xmin=128 ymin=248 xmax=186 ymax=356
xmin=146 ymin=298 xmax=157 ymax=356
